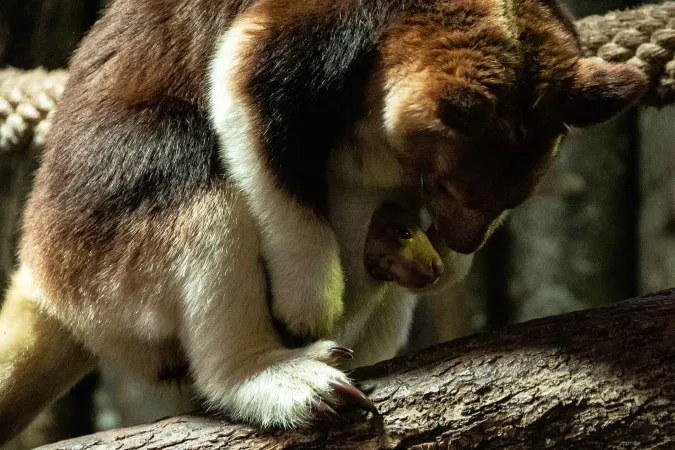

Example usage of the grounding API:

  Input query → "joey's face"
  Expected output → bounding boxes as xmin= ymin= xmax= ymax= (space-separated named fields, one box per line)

xmin=379 ymin=0 xmax=648 ymax=254
xmin=365 ymin=204 xmax=443 ymax=289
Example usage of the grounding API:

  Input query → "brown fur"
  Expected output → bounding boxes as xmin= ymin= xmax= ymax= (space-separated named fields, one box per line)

xmin=20 ymin=184 xmax=232 ymax=376
xmin=377 ymin=0 xmax=647 ymax=253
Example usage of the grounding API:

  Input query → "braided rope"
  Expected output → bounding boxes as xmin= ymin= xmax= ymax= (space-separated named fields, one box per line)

xmin=0 ymin=68 xmax=67 ymax=154
xmin=577 ymin=1 xmax=675 ymax=106
xmin=3 ymin=2 xmax=675 ymax=155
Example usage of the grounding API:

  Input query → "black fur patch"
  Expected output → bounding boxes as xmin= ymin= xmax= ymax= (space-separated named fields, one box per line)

xmin=38 ymin=97 xmax=221 ymax=247
xmin=244 ymin=1 xmax=426 ymax=217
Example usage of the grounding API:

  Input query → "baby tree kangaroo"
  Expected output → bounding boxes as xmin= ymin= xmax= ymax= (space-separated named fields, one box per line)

xmin=0 ymin=0 xmax=647 ymax=441
xmin=327 ymin=201 xmax=448 ymax=371
xmin=364 ymin=203 xmax=443 ymax=290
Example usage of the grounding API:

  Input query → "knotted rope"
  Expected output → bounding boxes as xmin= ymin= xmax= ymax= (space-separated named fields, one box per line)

xmin=3 ymin=1 xmax=675 ymax=155
xmin=577 ymin=1 xmax=675 ymax=106
xmin=0 ymin=68 xmax=67 ymax=154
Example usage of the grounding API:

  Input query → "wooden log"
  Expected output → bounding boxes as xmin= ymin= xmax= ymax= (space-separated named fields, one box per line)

xmin=38 ymin=290 xmax=675 ymax=450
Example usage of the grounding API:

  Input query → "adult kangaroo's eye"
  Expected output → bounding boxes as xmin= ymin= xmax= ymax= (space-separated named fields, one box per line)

xmin=398 ymin=229 xmax=412 ymax=240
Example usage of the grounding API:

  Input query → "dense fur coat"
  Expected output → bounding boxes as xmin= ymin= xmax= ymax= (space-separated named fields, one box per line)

xmin=0 ymin=0 xmax=646 ymax=440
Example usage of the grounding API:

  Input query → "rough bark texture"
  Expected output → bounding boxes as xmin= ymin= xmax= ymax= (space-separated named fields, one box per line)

xmin=37 ymin=290 xmax=675 ymax=450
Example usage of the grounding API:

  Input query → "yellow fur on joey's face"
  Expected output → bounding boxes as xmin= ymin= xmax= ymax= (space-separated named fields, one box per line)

xmin=364 ymin=203 xmax=443 ymax=290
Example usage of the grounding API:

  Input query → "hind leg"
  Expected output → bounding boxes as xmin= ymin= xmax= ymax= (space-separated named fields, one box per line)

xmin=0 ymin=269 xmax=96 ymax=444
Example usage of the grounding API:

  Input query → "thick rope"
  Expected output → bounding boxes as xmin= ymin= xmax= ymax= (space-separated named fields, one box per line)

xmin=577 ymin=1 xmax=675 ymax=106
xmin=0 ymin=68 xmax=67 ymax=154
xmin=2 ymin=2 xmax=675 ymax=154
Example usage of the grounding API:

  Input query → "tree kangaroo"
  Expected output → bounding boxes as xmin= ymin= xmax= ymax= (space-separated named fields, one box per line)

xmin=0 ymin=0 xmax=646 ymax=440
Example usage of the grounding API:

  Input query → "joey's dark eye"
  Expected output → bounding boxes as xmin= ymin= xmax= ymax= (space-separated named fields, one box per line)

xmin=398 ymin=229 xmax=412 ymax=240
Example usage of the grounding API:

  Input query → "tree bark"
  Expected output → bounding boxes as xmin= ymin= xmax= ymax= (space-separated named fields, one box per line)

xmin=37 ymin=290 xmax=675 ymax=450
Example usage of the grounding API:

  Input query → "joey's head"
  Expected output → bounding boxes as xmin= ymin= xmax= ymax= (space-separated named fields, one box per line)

xmin=378 ymin=0 xmax=648 ymax=254
xmin=364 ymin=203 xmax=443 ymax=289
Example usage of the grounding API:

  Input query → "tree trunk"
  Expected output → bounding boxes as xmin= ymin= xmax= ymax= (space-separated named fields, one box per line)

xmin=37 ymin=290 xmax=675 ymax=450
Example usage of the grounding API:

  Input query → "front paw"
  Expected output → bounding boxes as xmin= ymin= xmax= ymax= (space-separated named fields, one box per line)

xmin=220 ymin=341 xmax=375 ymax=429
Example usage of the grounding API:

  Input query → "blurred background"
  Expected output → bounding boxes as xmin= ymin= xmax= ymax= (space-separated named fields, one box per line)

xmin=1 ymin=0 xmax=674 ymax=447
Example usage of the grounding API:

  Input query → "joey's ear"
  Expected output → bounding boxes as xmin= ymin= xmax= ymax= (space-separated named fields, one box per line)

xmin=563 ymin=58 xmax=648 ymax=127
xmin=438 ymin=83 xmax=495 ymax=133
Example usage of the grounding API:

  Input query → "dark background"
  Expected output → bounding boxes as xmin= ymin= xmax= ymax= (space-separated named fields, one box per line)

xmin=1 ymin=0 xmax=673 ymax=447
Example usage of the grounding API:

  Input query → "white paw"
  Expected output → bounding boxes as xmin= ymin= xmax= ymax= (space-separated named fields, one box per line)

xmin=199 ymin=341 xmax=374 ymax=429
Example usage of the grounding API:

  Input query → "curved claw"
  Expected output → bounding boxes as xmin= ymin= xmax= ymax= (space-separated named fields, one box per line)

xmin=354 ymin=380 xmax=378 ymax=396
xmin=329 ymin=381 xmax=377 ymax=413
xmin=312 ymin=400 xmax=349 ymax=427
xmin=330 ymin=346 xmax=354 ymax=361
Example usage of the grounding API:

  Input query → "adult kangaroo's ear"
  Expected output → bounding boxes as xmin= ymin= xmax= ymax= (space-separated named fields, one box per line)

xmin=563 ymin=58 xmax=648 ymax=127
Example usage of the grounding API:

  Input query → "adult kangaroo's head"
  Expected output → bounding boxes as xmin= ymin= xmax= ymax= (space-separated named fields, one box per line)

xmin=379 ymin=0 xmax=647 ymax=254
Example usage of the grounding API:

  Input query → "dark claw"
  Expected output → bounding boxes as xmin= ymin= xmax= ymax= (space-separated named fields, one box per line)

xmin=330 ymin=346 xmax=354 ymax=360
xmin=312 ymin=400 xmax=349 ymax=427
xmin=354 ymin=380 xmax=378 ymax=396
xmin=330 ymin=381 xmax=377 ymax=413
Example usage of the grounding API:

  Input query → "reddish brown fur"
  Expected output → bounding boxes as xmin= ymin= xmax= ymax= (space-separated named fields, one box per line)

xmin=67 ymin=0 xmax=251 ymax=108
xmin=377 ymin=0 xmax=647 ymax=252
